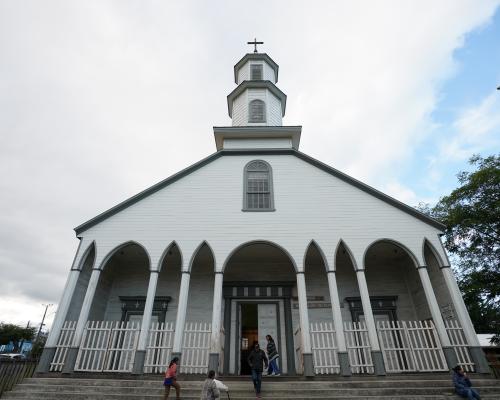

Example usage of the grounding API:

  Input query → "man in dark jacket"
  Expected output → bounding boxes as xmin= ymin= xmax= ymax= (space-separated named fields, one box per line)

xmin=247 ymin=342 xmax=268 ymax=398
xmin=452 ymin=365 xmax=481 ymax=399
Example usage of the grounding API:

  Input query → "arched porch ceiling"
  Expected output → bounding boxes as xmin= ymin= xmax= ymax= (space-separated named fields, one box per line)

xmin=364 ymin=240 xmax=419 ymax=270
xmin=99 ymin=242 xmax=151 ymax=271
xmin=223 ymin=241 xmax=296 ymax=282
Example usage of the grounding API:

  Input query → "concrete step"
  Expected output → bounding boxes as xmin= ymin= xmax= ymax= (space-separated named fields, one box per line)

xmin=4 ymin=394 xmax=500 ymax=400
xmin=9 ymin=382 xmax=500 ymax=395
xmin=24 ymin=376 xmax=500 ymax=388
xmin=3 ymin=376 xmax=499 ymax=400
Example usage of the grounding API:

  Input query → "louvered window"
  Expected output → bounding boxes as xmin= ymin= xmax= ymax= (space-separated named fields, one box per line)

xmin=250 ymin=64 xmax=263 ymax=80
xmin=244 ymin=160 xmax=274 ymax=211
xmin=249 ymin=99 xmax=266 ymax=123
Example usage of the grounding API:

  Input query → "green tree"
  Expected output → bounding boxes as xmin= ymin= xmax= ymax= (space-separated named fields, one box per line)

xmin=421 ymin=154 xmax=500 ymax=342
xmin=0 ymin=323 xmax=36 ymax=347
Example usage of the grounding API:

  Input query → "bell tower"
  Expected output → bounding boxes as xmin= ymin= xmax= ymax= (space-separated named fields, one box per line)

xmin=214 ymin=40 xmax=301 ymax=151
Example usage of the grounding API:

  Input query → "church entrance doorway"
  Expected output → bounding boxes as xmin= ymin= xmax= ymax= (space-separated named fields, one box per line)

xmin=238 ymin=302 xmax=280 ymax=375
xmin=223 ymin=291 xmax=294 ymax=376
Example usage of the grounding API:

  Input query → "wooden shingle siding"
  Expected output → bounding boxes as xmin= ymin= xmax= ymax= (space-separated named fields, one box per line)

xmin=76 ymin=154 xmax=446 ymax=276
xmin=231 ymin=92 xmax=247 ymax=126
xmin=237 ymin=61 xmax=276 ymax=84
xmin=268 ymin=92 xmax=283 ymax=124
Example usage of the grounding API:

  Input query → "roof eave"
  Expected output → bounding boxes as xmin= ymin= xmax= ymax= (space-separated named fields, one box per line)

xmin=233 ymin=53 xmax=279 ymax=84
xmin=227 ymin=80 xmax=287 ymax=117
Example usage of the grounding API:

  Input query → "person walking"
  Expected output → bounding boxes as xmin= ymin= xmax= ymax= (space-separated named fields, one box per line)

xmin=247 ymin=341 xmax=268 ymax=399
xmin=164 ymin=357 xmax=181 ymax=399
xmin=201 ymin=370 xmax=220 ymax=400
xmin=452 ymin=365 xmax=481 ymax=400
xmin=265 ymin=335 xmax=280 ymax=376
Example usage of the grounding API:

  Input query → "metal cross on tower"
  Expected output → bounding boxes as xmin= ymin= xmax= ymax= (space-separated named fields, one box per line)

xmin=247 ymin=38 xmax=263 ymax=53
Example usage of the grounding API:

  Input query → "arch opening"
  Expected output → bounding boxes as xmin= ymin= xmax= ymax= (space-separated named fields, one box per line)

xmin=184 ymin=242 xmax=216 ymax=325
xmin=88 ymin=242 xmax=151 ymax=323
xmin=364 ymin=240 xmax=430 ymax=322
xmin=304 ymin=241 xmax=331 ymax=324
xmin=334 ymin=241 xmax=363 ymax=323
xmin=223 ymin=241 xmax=296 ymax=376
xmin=423 ymin=241 xmax=455 ymax=321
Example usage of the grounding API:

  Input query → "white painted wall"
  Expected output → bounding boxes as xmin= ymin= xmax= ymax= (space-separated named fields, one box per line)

xmin=268 ymin=91 xmax=283 ymax=125
xmin=223 ymin=138 xmax=292 ymax=149
xmin=75 ymin=153 xmax=446 ymax=276
xmin=231 ymin=89 xmax=283 ymax=127
xmin=231 ymin=91 xmax=247 ymax=126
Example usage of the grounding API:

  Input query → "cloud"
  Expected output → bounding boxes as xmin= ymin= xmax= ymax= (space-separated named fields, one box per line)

xmin=424 ymin=90 xmax=500 ymax=189
xmin=441 ymin=91 xmax=500 ymax=161
xmin=0 ymin=0 xmax=499 ymax=327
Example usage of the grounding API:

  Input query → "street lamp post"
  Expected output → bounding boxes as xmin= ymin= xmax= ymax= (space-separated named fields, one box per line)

xmin=35 ymin=304 xmax=53 ymax=343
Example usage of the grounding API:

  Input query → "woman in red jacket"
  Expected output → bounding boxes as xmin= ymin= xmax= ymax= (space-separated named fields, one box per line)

xmin=164 ymin=357 xmax=181 ymax=399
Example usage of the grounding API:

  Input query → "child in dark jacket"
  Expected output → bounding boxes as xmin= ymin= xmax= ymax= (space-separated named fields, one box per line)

xmin=452 ymin=365 xmax=481 ymax=399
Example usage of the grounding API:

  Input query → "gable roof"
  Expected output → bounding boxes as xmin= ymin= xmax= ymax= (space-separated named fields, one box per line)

xmin=74 ymin=149 xmax=445 ymax=235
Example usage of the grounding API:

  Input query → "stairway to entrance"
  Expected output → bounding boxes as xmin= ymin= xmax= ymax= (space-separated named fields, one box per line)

xmin=3 ymin=374 xmax=500 ymax=399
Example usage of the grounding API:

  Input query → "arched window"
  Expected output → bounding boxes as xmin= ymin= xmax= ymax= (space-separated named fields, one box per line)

xmin=244 ymin=160 xmax=274 ymax=211
xmin=248 ymin=99 xmax=266 ymax=123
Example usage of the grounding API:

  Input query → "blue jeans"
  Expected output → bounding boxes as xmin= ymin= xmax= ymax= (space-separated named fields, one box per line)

xmin=251 ymin=369 xmax=262 ymax=394
xmin=268 ymin=358 xmax=280 ymax=375
xmin=456 ymin=388 xmax=481 ymax=400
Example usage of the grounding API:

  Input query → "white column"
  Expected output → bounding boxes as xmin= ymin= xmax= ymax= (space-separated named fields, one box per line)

xmin=172 ymin=271 xmax=191 ymax=353
xmin=441 ymin=266 xmax=480 ymax=346
xmin=417 ymin=266 xmax=451 ymax=346
xmin=72 ymin=268 xmax=101 ymax=347
xmin=441 ymin=266 xmax=490 ymax=372
xmin=137 ymin=271 xmax=159 ymax=351
xmin=296 ymin=272 xmax=311 ymax=353
xmin=45 ymin=269 xmax=80 ymax=348
xmin=210 ymin=272 xmax=224 ymax=353
xmin=37 ymin=268 xmax=82 ymax=373
xmin=355 ymin=269 xmax=380 ymax=350
xmin=326 ymin=271 xmax=346 ymax=352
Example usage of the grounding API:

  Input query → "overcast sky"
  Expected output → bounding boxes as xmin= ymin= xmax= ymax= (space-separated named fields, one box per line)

xmin=1 ymin=1 xmax=499 ymax=331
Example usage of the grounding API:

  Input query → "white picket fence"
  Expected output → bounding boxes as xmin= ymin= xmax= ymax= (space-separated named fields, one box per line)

xmin=49 ymin=321 xmax=76 ymax=372
xmin=74 ymin=321 xmax=140 ymax=372
xmin=445 ymin=319 xmax=475 ymax=372
xmin=377 ymin=320 xmax=447 ymax=373
xmin=344 ymin=321 xmax=374 ymax=374
xmin=50 ymin=318 xmax=473 ymax=375
xmin=143 ymin=322 xmax=174 ymax=373
xmin=179 ymin=322 xmax=211 ymax=374
xmin=310 ymin=322 xmax=340 ymax=374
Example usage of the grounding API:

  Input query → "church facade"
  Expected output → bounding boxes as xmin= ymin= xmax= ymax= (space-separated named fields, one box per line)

xmin=37 ymin=48 xmax=489 ymax=377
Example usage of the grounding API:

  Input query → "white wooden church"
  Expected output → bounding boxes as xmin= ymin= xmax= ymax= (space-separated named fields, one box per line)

xmin=37 ymin=44 xmax=489 ymax=377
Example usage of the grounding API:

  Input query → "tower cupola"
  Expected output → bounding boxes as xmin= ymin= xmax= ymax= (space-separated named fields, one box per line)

xmin=227 ymin=40 xmax=286 ymax=127
xmin=214 ymin=41 xmax=301 ymax=151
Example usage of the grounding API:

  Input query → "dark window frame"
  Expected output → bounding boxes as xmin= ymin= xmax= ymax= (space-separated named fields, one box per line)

xmin=243 ymin=160 xmax=275 ymax=212
xmin=248 ymin=99 xmax=266 ymax=123
xmin=250 ymin=64 xmax=263 ymax=80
